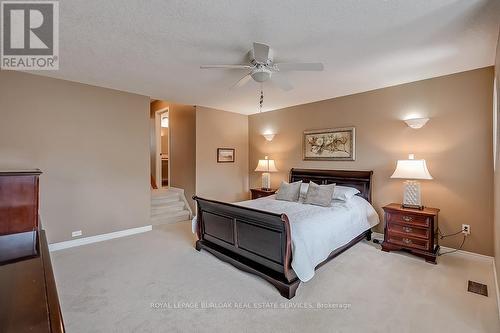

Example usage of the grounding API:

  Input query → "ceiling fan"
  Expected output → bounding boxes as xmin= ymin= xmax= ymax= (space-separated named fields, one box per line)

xmin=200 ymin=42 xmax=324 ymax=91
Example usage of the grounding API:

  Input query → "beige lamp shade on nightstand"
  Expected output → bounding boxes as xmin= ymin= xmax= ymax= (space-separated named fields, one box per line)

xmin=255 ymin=156 xmax=277 ymax=190
xmin=391 ymin=154 xmax=433 ymax=209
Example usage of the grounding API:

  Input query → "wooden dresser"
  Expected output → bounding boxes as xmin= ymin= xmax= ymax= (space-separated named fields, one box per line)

xmin=381 ymin=203 xmax=440 ymax=264
xmin=0 ymin=170 xmax=65 ymax=332
xmin=250 ymin=188 xmax=277 ymax=200
xmin=0 ymin=170 xmax=41 ymax=235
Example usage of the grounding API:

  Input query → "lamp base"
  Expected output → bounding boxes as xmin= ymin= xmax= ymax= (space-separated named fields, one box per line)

xmin=402 ymin=180 xmax=423 ymax=209
xmin=261 ymin=172 xmax=271 ymax=190
xmin=401 ymin=203 xmax=424 ymax=210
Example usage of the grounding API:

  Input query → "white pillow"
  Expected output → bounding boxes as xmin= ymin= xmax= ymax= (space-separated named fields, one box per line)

xmin=299 ymin=183 xmax=360 ymax=201
xmin=334 ymin=185 xmax=360 ymax=201
xmin=276 ymin=181 xmax=302 ymax=202
xmin=304 ymin=182 xmax=335 ymax=207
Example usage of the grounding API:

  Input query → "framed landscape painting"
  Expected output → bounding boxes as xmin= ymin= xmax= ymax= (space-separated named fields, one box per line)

xmin=217 ymin=148 xmax=235 ymax=163
xmin=303 ymin=127 xmax=355 ymax=161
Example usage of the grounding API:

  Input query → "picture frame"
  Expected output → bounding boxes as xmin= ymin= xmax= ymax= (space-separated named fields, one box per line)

xmin=217 ymin=148 xmax=235 ymax=163
xmin=303 ymin=127 xmax=355 ymax=161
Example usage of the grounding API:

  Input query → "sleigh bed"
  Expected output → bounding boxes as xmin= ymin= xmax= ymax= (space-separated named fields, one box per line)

xmin=192 ymin=168 xmax=375 ymax=299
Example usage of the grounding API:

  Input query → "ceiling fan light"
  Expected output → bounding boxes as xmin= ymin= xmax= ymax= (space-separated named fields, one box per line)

xmin=251 ymin=71 xmax=271 ymax=83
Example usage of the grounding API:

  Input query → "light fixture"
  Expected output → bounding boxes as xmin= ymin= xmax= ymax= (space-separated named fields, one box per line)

xmin=161 ymin=116 xmax=169 ymax=128
xmin=262 ymin=133 xmax=275 ymax=141
xmin=390 ymin=154 xmax=433 ymax=210
xmin=254 ymin=156 xmax=278 ymax=190
xmin=404 ymin=117 xmax=429 ymax=129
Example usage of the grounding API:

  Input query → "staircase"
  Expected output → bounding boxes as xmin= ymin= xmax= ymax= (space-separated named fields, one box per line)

xmin=151 ymin=188 xmax=191 ymax=225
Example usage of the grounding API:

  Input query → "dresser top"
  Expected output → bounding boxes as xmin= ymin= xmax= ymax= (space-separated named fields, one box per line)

xmin=383 ymin=203 xmax=440 ymax=216
xmin=0 ymin=169 xmax=42 ymax=176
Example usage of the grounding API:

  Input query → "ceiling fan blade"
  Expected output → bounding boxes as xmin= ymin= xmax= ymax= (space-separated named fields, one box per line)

xmin=272 ymin=74 xmax=293 ymax=91
xmin=200 ymin=64 xmax=253 ymax=69
xmin=275 ymin=62 xmax=324 ymax=71
xmin=253 ymin=42 xmax=270 ymax=63
xmin=231 ymin=74 xmax=252 ymax=90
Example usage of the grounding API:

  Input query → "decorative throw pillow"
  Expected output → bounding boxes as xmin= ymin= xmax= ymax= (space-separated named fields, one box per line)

xmin=276 ymin=181 xmax=302 ymax=202
xmin=333 ymin=186 xmax=360 ymax=201
xmin=304 ymin=181 xmax=335 ymax=207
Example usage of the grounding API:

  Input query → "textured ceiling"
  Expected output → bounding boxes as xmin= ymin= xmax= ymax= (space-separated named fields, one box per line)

xmin=36 ymin=0 xmax=500 ymax=114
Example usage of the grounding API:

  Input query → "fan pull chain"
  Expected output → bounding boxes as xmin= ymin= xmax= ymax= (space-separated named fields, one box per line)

xmin=259 ymin=83 xmax=264 ymax=112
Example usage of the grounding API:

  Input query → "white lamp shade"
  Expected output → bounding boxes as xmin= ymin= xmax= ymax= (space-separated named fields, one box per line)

xmin=391 ymin=159 xmax=433 ymax=180
xmin=255 ymin=159 xmax=278 ymax=172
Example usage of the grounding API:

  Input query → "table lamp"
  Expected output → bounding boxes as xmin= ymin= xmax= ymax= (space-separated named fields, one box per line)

xmin=390 ymin=154 xmax=433 ymax=210
xmin=254 ymin=156 xmax=278 ymax=190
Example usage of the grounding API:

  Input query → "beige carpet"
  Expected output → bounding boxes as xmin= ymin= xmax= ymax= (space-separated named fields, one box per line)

xmin=51 ymin=222 xmax=500 ymax=333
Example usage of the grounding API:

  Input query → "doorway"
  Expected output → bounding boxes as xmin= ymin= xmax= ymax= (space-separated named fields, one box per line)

xmin=159 ymin=110 xmax=169 ymax=187
xmin=152 ymin=106 xmax=170 ymax=188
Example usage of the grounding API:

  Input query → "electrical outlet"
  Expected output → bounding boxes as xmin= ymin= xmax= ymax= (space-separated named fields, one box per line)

xmin=71 ymin=230 xmax=82 ymax=237
xmin=462 ymin=224 xmax=470 ymax=235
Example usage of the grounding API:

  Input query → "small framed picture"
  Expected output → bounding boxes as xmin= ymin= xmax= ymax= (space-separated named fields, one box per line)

xmin=217 ymin=148 xmax=235 ymax=163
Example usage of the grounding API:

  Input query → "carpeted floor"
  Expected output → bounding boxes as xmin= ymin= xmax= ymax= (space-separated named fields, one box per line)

xmin=51 ymin=222 xmax=500 ymax=333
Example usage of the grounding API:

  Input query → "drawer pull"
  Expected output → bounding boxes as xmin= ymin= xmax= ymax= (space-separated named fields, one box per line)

xmin=403 ymin=238 xmax=412 ymax=245
xmin=402 ymin=227 xmax=413 ymax=233
xmin=402 ymin=216 xmax=413 ymax=222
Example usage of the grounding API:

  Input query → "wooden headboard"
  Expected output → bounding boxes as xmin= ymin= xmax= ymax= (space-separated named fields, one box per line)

xmin=289 ymin=168 xmax=373 ymax=203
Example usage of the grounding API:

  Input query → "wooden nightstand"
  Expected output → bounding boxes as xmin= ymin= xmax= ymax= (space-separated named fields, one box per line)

xmin=250 ymin=188 xmax=277 ymax=200
xmin=381 ymin=203 xmax=440 ymax=264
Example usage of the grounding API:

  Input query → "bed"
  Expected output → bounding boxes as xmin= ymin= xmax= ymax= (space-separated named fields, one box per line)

xmin=192 ymin=168 xmax=379 ymax=299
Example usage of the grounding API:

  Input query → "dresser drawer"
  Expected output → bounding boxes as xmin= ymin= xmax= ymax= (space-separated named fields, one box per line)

xmin=388 ymin=223 xmax=430 ymax=239
xmin=386 ymin=233 xmax=429 ymax=251
xmin=387 ymin=211 xmax=430 ymax=228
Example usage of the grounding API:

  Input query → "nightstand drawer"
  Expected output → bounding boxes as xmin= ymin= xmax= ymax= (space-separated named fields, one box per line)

xmin=388 ymin=223 xmax=430 ymax=239
xmin=386 ymin=233 xmax=429 ymax=251
xmin=388 ymin=212 xmax=430 ymax=228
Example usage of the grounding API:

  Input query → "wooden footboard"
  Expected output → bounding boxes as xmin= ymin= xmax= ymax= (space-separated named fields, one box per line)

xmin=193 ymin=196 xmax=300 ymax=298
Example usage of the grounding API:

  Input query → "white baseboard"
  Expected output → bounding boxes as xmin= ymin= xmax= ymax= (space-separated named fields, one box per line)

xmin=494 ymin=260 xmax=500 ymax=319
xmin=439 ymin=246 xmax=494 ymax=262
xmin=49 ymin=225 xmax=152 ymax=252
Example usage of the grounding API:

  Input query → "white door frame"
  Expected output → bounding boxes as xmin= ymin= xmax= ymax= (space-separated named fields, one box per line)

xmin=154 ymin=107 xmax=169 ymax=188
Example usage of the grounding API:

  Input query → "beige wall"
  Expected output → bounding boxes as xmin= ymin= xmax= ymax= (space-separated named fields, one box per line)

xmin=196 ymin=106 xmax=249 ymax=202
xmin=249 ymin=67 xmax=495 ymax=256
xmin=493 ymin=30 xmax=500 ymax=295
xmin=0 ymin=71 xmax=151 ymax=244
xmin=169 ymin=104 xmax=196 ymax=211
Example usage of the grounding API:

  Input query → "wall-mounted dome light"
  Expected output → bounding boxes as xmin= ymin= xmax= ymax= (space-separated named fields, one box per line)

xmin=404 ymin=117 xmax=429 ymax=129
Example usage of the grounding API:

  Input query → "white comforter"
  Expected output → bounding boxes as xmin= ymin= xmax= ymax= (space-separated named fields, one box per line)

xmin=192 ymin=195 xmax=379 ymax=282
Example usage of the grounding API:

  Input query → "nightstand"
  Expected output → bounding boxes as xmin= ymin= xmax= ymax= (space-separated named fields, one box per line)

xmin=250 ymin=188 xmax=277 ymax=200
xmin=381 ymin=203 xmax=440 ymax=264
